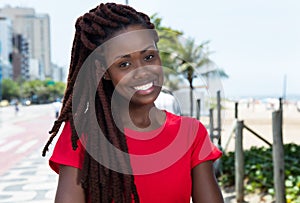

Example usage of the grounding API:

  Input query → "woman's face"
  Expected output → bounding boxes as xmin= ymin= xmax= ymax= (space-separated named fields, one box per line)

xmin=103 ymin=25 xmax=163 ymax=106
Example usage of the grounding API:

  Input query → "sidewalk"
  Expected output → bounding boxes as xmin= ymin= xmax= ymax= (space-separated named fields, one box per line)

xmin=0 ymin=104 xmax=58 ymax=202
xmin=0 ymin=147 xmax=57 ymax=203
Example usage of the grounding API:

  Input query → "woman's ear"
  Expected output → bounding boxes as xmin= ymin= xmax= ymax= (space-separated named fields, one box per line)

xmin=95 ymin=59 xmax=111 ymax=80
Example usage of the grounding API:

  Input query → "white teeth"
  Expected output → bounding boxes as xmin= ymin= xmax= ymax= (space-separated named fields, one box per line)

xmin=134 ymin=82 xmax=153 ymax=91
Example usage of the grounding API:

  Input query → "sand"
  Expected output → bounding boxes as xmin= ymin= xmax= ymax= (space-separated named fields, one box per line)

xmin=201 ymin=100 xmax=300 ymax=152
xmin=200 ymin=100 xmax=300 ymax=203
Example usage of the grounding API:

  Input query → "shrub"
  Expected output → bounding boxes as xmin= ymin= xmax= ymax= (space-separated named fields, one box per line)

xmin=219 ymin=143 xmax=300 ymax=202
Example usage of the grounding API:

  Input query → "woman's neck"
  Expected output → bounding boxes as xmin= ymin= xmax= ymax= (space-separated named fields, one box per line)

xmin=120 ymin=103 xmax=166 ymax=132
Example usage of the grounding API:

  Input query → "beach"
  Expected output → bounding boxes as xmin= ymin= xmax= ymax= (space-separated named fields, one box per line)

xmin=218 ymin=100 xmax=300 ymax=152
xmin=205 ymin=100 xmax=300 ymax=203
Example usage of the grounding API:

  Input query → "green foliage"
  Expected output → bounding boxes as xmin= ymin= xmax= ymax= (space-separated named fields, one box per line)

xmin=151 ymin=14 xmax=229 ymax=86
xmin=2 ymin=78 xmax=20 ymax=100
xmin=151 ymin=14 xmax=184 ymax=90
xmin=219 ymin=143 xmax=300 ymax=202
xmin=2 ymin=79 xmax=65 ymax=104
xmin=22 ymin=79 xmax=66 ymax=103
xmin=151 ymin=14 xmax=230 ymax=117
xmin=22 ymin=79 xmax=44 ymax=98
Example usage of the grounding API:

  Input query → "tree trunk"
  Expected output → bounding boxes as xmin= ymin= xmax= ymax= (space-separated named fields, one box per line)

xmin=188 ymin=67 xmax=194 ymax=117
xmin=190 ymin=87 xmax=193 ymax=116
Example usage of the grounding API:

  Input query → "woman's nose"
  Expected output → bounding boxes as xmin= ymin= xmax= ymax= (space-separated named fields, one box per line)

xmin=132 ymin=64 xmax=149 ymax=80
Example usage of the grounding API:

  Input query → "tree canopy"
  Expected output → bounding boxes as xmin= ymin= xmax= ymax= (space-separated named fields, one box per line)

xmin=1 ymin=78 xmax=66 ymax=104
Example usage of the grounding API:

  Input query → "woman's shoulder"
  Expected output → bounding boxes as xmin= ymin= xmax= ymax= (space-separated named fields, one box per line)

xmin=166 ymin=111 xmax=203 ymax=126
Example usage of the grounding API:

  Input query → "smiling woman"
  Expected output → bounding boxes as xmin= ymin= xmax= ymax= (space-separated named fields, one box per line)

xmin=42 ymin=2 xmax=224 ymax=203
xmin=99 ymin=27 xmax=163 ymax=106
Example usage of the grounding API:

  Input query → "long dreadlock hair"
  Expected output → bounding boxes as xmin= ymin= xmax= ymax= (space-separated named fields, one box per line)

xmin=42 ymin=3 xmax=155 ymax=202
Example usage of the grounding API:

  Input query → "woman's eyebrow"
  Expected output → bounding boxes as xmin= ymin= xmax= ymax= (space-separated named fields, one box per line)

xmin=140 ymin=44 xmax=157 ymax=53
xmin=113 ymin=44 xmax=157 ymax=60
xmin=113 ymin=54 xmax=130 ymax=61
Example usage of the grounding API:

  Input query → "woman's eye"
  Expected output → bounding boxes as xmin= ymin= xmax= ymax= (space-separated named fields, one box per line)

xmin=119 ymin=61 xmax=130 ymax=68
xmin=144 ymin=54 xmax=154 ymax=61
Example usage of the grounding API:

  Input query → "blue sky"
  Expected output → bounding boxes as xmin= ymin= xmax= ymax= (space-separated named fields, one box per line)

xmin=1 ymin=0 xmax=299 ymax=99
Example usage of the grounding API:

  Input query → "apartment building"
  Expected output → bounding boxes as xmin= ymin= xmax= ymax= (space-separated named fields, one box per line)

xmin=0 ymin=6 xmax=51 ymax=80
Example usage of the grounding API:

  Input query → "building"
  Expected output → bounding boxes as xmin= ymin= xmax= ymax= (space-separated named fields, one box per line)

xmin=0 ymin=6 xmax=51 ymax=80
xmin=29 ymin=58 xmax=39 ymax=80
xmin=12 ymin=34 xmax=30 ymax=80
xmin=0 ymin=16 xmax=13 ymax=79
xmin=52 ymin=63 xmax=67 ymax=82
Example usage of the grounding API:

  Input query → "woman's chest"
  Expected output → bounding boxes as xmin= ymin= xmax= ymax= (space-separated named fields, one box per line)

xmin=133 ymin=156 xmax=192 ymax=203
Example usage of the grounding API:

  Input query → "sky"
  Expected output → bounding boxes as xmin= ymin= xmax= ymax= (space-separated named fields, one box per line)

xmin=0 ymin=0 xmax=299 ymax=99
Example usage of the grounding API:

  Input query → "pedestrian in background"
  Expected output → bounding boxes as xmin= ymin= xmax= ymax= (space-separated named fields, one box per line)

xmin=52 ymin=98 xmax=62 ymax=118
xmin=42 ymin=2 xmax=224 ymax=202
xmin=14 ymin=100 xmax=19 ymax=115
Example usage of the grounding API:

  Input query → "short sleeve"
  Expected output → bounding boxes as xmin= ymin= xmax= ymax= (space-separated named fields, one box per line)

xmin=49 ymin=122 xmax=85 ymax=174
xmin=191 ymin=120 xmax=222 ymax=168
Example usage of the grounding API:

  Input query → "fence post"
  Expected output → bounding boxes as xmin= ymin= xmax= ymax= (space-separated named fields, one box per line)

xmin=279 ymin=97 xmax=283 ymax=111
xmin=209 ymin=108 xmax=214 ymax=140
xmin=217 ymin=90 xmax=221 ymax=145
xmin=235 ymin=102 xmax=239 ymax=119
xmin=235 ymin=120 xmax=244 ymax=203
xmin=196 ymin=99 xmax=201 ymax=120
xmin=272 ymin=110 xmax=286 ymax=203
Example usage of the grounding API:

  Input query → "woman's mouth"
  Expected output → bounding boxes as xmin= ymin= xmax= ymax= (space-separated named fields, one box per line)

xmin=133 ymin=82 xmax=154 ymax=91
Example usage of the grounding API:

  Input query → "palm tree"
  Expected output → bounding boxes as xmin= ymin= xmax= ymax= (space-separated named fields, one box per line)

xmin=174 ymin=37 xmax=228 ymax=116
xmin=151 ymin=14 xmax=183 ymax=90
xmin=151 ymin=15 xmax=228 ymax=116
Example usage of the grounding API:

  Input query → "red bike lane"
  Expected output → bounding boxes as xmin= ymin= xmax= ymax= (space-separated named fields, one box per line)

xmin=0 ymin=112 xmax=55 ymax=176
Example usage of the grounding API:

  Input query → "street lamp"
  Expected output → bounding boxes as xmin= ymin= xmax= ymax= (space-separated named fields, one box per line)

xmin=0 ymin=59 xmax=2 ymax=101
xmin=125 ymin=0 xmax=128 ymax=5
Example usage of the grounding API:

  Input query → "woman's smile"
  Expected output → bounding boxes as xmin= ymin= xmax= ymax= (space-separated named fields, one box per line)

xmin=133 ymin=81 xmax=153 ymax=91
xmin=132 ymin=81 xmax=156 ymax=95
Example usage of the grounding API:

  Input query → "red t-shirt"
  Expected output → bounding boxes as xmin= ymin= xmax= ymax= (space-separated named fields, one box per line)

xmin=49 ymin=111 xmax=222 ymax=203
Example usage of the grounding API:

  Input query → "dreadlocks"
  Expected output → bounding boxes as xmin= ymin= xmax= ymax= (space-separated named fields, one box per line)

xmin=42 ymin=3 xmax=155 ymax=202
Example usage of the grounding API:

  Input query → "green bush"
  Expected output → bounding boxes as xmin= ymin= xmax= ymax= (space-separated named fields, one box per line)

xmin=2 ymin=78 xmax=20 ymax=100
xmin=218 ymin=143 xmax=300 ymax=202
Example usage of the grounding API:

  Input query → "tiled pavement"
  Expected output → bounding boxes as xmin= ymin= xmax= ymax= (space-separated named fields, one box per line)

xmin=0 ymin=147 xmax=57 ymax=203
xmin=0 ymin=104 xmax=58 ymax=203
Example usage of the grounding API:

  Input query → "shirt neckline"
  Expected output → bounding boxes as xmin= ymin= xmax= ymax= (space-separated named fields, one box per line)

xmin=124 ymin=111 xmax=169 ymax=140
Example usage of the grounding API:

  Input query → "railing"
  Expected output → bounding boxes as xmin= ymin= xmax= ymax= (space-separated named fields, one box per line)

xmin=229 ymin=99 xmax=286 ymax=203
xmin=208 ymin=90 xmax=222 ymax=145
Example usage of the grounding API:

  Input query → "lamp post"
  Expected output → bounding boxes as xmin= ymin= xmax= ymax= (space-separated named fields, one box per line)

xmin=0 ymin=59 xmax=2 ymax=101
xmin=125 ymin=0 xmax=128 ymax=5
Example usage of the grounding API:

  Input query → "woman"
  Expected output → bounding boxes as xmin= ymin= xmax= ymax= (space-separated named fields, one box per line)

xmin=43 ymin=3 xmax=224 ymax=203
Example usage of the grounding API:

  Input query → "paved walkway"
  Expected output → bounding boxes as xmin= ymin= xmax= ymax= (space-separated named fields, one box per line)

xmin=0 ymin=104 xmax=58 ymax=203
xmin=0 ymin=147 xmax=57 ymax=203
